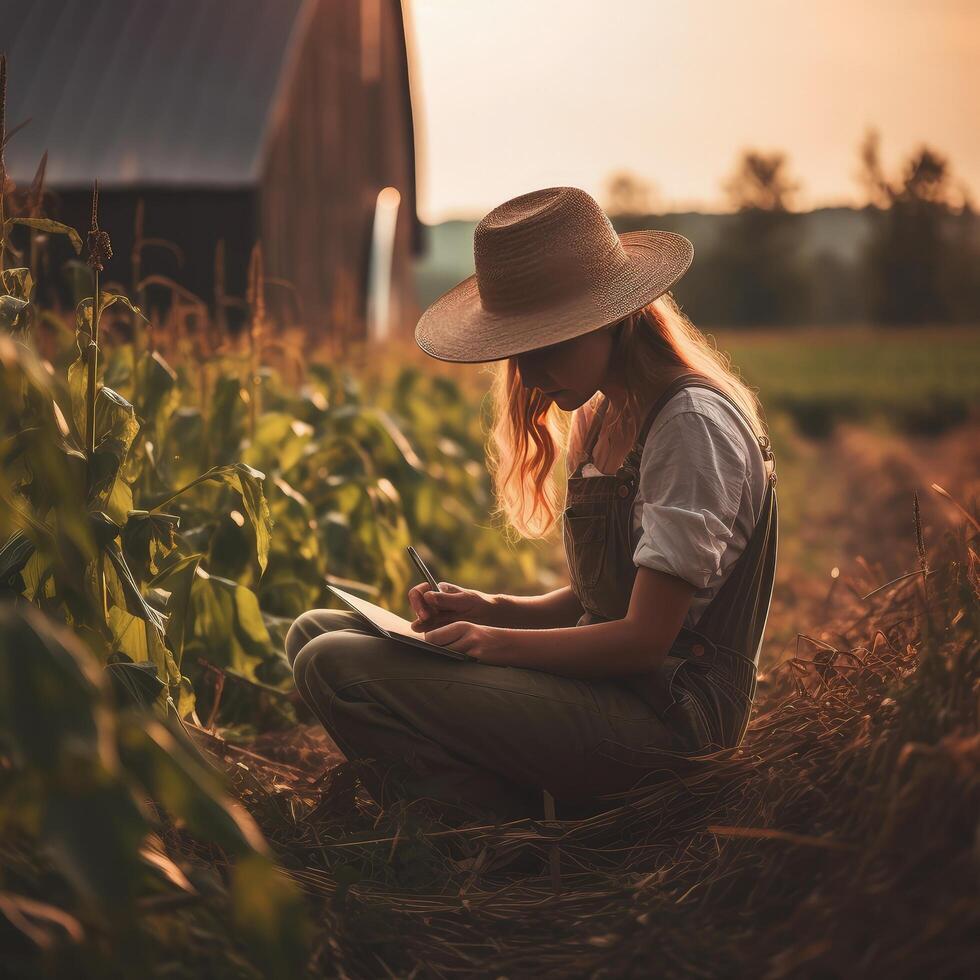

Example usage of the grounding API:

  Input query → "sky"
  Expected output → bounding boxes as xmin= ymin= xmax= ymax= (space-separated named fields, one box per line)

xmin=403 ymin=0 xmax=979 ymax=223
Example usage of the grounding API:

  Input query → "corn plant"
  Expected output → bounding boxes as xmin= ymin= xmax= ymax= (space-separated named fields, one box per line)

xmin=0 ymin=184 xmax=272 ymax=717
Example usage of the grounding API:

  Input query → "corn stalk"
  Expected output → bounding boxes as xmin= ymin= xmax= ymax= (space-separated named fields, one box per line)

xmin=246 ymin=241 xmax=266 ymax=443
xmin=0 ymin=54 xmax=7 ymax=276
xmin=86 ymin=181 xmax=112 ymax=617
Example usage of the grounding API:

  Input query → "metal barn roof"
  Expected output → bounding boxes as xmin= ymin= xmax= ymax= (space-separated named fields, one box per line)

xmin=3 ymin=0 xmax=312 ymax=186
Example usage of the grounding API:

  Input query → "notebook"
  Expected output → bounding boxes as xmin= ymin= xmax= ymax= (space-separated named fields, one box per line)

xmin=325 ymin=584 xmax=477 ymax=662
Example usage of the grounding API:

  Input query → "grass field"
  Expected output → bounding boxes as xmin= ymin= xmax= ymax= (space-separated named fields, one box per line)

xmin=715 ymin=323 xmax=980 ymax=436
xmin=372 ymin=322 xmax=980 ymax=440
xmin=4 ymin=308 xmax=978 ymax=977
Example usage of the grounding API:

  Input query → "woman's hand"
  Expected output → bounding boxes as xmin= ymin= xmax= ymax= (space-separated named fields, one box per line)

xmin=408 ymin=581 xmax=499 ymax=631
xmin=421 ymin=621 xmax=511 ymax=665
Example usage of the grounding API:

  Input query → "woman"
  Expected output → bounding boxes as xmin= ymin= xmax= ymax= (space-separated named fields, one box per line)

xmin=286 ymin=186 xmax=778 ymax=824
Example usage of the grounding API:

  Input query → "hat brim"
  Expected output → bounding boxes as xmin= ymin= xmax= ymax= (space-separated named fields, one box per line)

xmin=414 ymin=229 xmax=694 ymax=364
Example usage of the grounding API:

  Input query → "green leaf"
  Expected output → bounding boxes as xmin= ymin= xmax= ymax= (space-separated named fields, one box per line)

xmin=104 ymin=472 xmax=135 ymax=527
xmin=269 ymin=477 xmax=319 ymax=560
xmin=42 ymin=781 xmax=149 ymax=913
xmin=0 ymin=602 xmax=109 ymax=772
xmin=0 ymin=294 xmax=29 ymax=332
xmin=134 ymin=350 xmax=180 ymax=445
xmin=148 ymin=553 xmax=202 ymax=670
xmin=0 ymin=267 xmax=35 ymax=301
xmin=103 ymin=535 xmax=168 ymax=637
xmin=187 ymin=569 xmax=272 ymax=680
xmin=106 ymin=605 xmax=180 ymax=700
xmin=243 ymin=411 xmax=313 ymax=473
xmin=0 ymin=530 xmax=35 ymax=592
xmin=372 ymin=407 xmax=425 ymax=471
xmin=173 ymin=673 xmax=196 ymax=719
xmin=332 ymin=404 xmax=425 ymax=473
xmin=153 ymin=463 xmax=272 ymax=575
xmin=159 ymin=407 xmax=204 ymax=487
xmin=74 ymin=293 xmax=149 ymax=338
xmin=122 ymin=510 xmax=180 ymax=580
xmin=105 ymin=656 xmax=166 ymax=709
xmin=206 ymin=374 xmax=247 ymax=449
xmin=67 ymin=298 xmax=152 ymax=436
xmin=100 ymin=291 xmax=149 ymax=322
xmin=87 ymin=387 xmax=140 ymax=514
xmin=88 ymin=509 xmax=122 ymax=549
xmin=87 ymin=438 xmax=127 ymax=510
xmin=66 ymin=345 xmax=93 ymax=444
xmin=101 ymin=339 xmax=136 ymax=393
xmin=118 ymin=718 xmax=270 ymax=858
xmin=10 ymin=217 xmax=83 ymax=255
xmin=20 ymin=549 xmax=54 ymax=603
xmin=96 ymin=387 xmax=140 ymax=453
xmin=231 ymin=854 xmax=312 ymax=980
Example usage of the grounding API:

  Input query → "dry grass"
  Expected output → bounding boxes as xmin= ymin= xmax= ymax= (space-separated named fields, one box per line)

xmin=189 ymin=491 xmax=979 ymax=978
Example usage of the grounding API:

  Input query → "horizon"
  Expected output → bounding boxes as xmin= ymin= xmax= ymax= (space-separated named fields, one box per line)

xmin=420 ymin=199 xmax=882 ymax=226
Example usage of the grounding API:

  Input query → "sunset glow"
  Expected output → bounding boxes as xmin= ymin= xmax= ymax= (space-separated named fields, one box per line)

xmin=405 ymin=0 xmax=979 ymax=222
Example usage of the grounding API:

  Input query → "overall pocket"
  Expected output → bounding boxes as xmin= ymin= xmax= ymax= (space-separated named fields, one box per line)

xmin=564 ymin=510 xmax=608 ymax=591
xmin=586 ymin=692 xmax=714 ymax=772
xmin=628 ymin=631 xmax=721 ymax=754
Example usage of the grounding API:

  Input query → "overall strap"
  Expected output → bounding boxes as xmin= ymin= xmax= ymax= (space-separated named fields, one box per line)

xmin=574 ymin=373 xmax=711 ymax=478
xmin=571 ymin=394 xmax=612 ymax=476
xmin=624 ymin=372 xmax=776 ymax=474
xmin=621 ymin=372 xmax=712 ymax=469
xmin=692 ymin=460 xmax=778 ymax=669
xmin=573 ymin=371 xmax=776 ymax=480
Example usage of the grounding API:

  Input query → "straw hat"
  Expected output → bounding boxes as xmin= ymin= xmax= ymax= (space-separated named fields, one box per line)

xmin=414 ymin=185 xmax=694 ymax=364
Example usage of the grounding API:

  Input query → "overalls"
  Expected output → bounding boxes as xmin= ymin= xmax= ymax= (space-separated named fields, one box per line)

xmin=286 ymin=372 xmax=777 ymax=823
xmin=563 ymin=370 xmax=778 ymax=759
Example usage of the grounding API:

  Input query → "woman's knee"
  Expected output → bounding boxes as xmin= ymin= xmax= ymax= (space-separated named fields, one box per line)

xmin=284 ymin=608 xmax=361 ymax=667
xmin=292 ymin=629 xmax=410 ymax=712
xmin=291 ymin=627 xmax=372 ymax=696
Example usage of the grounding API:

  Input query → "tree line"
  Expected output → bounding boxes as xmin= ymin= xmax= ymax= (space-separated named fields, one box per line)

xmin=606 ymin=128 xmax=980 ymax=327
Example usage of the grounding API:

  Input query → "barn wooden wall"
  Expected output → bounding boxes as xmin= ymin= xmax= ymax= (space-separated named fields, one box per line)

xmin=260 ymin=0 xmax=421 ymax=344
xmin=25 ymin=187 xmax=256 ymax=331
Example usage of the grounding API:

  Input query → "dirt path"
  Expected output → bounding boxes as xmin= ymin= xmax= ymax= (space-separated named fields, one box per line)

xmin=763 ymin=418 xmax=978 ymax=664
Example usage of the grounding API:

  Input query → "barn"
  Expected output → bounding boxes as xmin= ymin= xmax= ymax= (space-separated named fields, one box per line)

xmin=3 ymin=0 xmax=423 ymax=343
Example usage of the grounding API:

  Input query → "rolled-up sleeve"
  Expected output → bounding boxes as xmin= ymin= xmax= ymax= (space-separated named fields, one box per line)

xmin=632 ymin=411 xmax=747 ymax=589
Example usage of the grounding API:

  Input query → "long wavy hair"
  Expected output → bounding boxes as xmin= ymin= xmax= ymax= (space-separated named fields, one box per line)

xmin=485 ymin=292 xmax=770 ymax=540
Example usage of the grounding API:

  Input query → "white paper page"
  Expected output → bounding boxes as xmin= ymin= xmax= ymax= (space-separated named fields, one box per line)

xmin=324 ymin=585 xmax=477 ymax=663
xmin=327 ymin=585 xmax=423 ymax=642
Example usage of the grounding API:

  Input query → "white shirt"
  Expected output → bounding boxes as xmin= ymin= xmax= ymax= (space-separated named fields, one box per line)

xmin=567 ymin=387 xmax=769 ymax=628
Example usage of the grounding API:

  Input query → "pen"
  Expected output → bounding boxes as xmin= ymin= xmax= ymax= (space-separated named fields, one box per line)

xmin=407 ymin=545 xmax=442 ymax=593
